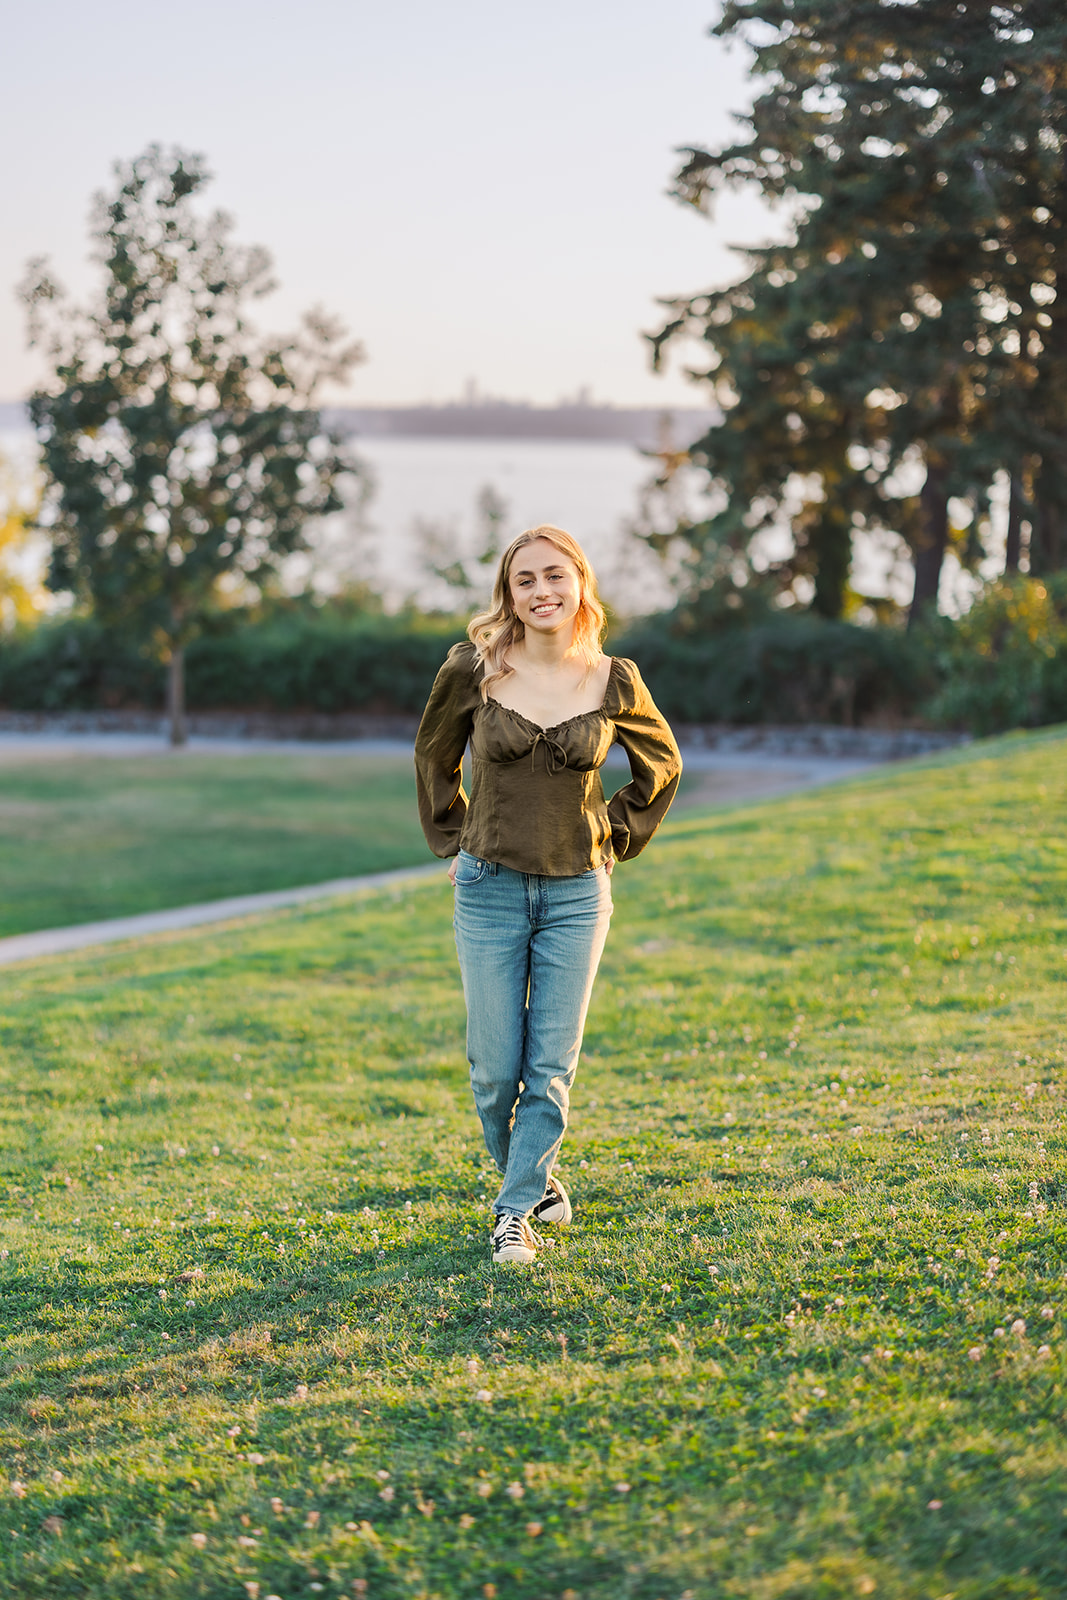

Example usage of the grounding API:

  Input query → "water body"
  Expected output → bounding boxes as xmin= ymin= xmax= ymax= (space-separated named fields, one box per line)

xmin=0 ymin=404 xmax=991 ymax=616
xmin=0 ymin=415 xmax=681 ymax=615
xmin=316 ymin=436 xmax=680 ymax=612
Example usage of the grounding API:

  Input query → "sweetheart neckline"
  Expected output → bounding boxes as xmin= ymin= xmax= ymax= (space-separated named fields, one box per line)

xmin=485 ymin=658 xmax=619 ymax=735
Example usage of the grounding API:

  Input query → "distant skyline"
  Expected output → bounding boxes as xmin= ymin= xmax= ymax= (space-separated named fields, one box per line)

xmin=1 ymin=1 xmax=787 ymax=409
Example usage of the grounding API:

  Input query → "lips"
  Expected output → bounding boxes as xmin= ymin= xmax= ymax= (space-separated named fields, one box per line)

xmin=531 ymin=603 xmax=561 ymax=616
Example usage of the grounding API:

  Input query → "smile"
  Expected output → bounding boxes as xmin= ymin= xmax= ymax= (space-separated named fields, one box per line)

xmin=531 ymin=603 xmax=562 ymax=616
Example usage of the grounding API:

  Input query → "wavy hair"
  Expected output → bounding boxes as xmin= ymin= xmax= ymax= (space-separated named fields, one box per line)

xmin=467 ymin=525 xmax=607 ymax=702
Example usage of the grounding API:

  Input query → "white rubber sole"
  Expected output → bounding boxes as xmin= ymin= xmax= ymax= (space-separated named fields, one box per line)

xmin=492 ymin=1241 xmax=537 ymax=1264
xmin=532 ymin=1180 xmax=572 ymax=1226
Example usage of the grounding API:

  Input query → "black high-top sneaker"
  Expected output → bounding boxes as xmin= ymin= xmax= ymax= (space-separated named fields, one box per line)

xmin=531 ymin=1173 xmax=572 ymax=1226
xmin=491 ymin=1213 xmax=540 ymax=1264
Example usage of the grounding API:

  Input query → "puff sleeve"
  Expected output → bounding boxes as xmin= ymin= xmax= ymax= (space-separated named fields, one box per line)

xmin=606 ymin=658 xmax=682 ymax=862
xmin=414 ymin=642 xmax=480 ymax=858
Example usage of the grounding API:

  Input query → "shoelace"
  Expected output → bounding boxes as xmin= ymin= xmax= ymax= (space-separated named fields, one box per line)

xmin=494 ymin=1214 xmax=540 ymax=1248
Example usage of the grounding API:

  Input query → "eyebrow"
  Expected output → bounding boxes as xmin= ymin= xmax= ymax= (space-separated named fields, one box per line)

xmin=512 ymin=562 xmax=568 ymax=577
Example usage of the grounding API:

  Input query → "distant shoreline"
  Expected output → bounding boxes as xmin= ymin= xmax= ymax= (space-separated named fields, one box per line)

xmin=0 ymin=399 xmax=717 ymax=449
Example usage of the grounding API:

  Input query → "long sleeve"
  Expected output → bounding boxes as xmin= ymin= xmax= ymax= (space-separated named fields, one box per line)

xmin=606 ymin=659 xmax=682 ymax=862
xmin=414 ymin=642 xmax=481 ymax=858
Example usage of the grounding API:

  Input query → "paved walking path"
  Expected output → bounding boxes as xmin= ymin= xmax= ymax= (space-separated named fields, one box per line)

xmin=0 ymin=734 xmax=880 ymax=969
xmin=0 ymin=863 xmax=444 ymax=968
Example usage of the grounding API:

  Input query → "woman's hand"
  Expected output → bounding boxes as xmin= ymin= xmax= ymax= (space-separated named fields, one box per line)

xmin=448 ymin=858 xmax=459 ymax=886
xmin=604 ymin=857 xmax=614 ymax=876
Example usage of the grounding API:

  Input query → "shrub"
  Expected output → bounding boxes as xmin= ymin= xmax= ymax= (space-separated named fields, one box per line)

xmin=612 ymin=611 xmax=927 ymax=726
xmin=922 ymin=576 xmax=1067 ymax=735
xmin=0 ymin=615 xmax=158 ymax=709
xmin=0 ymin=607 xmax=468 ymax=717
xmin=24 ymin=594 xmax=1060 ymax=733
xmin=183 ymin=611 xmax=466 ymax=714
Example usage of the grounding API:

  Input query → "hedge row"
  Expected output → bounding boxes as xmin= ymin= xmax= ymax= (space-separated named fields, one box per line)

xmin=615 ymin=613 xmax=927 ymax=726
xmin=1 ymin=580 xmax=1065 ymax=732
xmin=0 ymin=611 xmax=466 ymax=717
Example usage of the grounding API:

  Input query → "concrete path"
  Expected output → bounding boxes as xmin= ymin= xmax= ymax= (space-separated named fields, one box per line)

xmin=0 ymin=862 xmax=445 ymax=968
xmin=0 ymin=727 xmax=875 ymax=783
xmin=0 ymin=732 xmax=419 ymax=759
xmin=0 ymin=735 xmax=878 ymax=969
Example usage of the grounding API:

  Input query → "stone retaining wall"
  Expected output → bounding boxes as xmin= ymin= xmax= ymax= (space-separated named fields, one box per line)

xmin=0 ymin=707 xmax=969 ymax=760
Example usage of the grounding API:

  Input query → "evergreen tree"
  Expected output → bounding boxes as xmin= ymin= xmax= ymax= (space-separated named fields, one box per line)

xmin=21 ymin=145 xmax=363 ymax=742
xmin=653 ymin=0 xmax=1067 ymax=622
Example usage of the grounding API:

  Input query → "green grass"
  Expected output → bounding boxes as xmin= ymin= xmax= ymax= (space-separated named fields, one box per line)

xmin=0 ymin=752 xmax=431 ymax=937
xmin=0 ymin=750 xmax=652 ymax=938
xmin=0 ymin=726 xmax=1065 ymax=1599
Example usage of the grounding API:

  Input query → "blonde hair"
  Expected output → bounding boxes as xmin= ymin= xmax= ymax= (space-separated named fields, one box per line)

xmin=468 ymin=525 xmax=607 ymax=702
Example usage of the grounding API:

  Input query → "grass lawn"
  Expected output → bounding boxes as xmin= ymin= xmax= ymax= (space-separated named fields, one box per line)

xmin=0 ymin=749 xmax=656 ymax=939
xmin=0 ymin=752 xmax=432 ymax=938
xmin=0 ymin=726 xmax=1064 ymax=1599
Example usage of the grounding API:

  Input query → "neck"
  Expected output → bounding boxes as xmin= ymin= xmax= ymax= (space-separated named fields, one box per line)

xmin=518 ymin=621 xmax=577 ymax=671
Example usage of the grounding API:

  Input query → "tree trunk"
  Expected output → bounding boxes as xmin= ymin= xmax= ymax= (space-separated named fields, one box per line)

xmin=1030 ymin=490 xmax=1063 ymax=575
xmin=907 ymin=463 xmax=949 ymax=629
xmin=1004 ymin=474 xmax=1024 ymax=574
xmin=167 ymin=647 xmax=188 ymax=747
xmin=811 ymin=504 xmax=853 ymax=619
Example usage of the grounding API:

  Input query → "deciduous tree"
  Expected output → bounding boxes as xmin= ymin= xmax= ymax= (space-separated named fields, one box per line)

xmin=22 ymin=145 xmax=364 ymax=741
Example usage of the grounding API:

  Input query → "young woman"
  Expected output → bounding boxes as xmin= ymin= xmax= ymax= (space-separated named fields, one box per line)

xmin=414 ymin=526 xmax=681 ymax=1263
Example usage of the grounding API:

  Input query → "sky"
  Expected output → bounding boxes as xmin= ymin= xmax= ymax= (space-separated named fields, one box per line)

xmin=1 ymin=0 xmax=786 ymax=408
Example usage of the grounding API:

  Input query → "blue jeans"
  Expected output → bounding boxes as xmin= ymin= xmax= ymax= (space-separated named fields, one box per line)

xmin=452 ymin=850 xmax=613 ymax=1218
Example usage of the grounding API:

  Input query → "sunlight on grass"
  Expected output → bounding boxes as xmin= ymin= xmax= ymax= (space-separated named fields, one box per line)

xmin=0 ymin=752 xmax=431 ymax=936
xmin=0 ymin=726 xmax=1064 ymax=1598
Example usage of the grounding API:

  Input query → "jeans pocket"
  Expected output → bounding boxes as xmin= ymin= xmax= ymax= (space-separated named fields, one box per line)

xmin=453 ymin=851 xmax=489 ymax=887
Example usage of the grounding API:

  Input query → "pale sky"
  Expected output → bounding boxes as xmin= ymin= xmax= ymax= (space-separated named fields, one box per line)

xmin=2 ymin=0 xmax=785 ymax=408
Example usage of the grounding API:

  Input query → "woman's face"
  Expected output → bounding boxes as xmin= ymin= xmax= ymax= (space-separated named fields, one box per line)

xmin=507 ymin=538 xmax=583 ymax=637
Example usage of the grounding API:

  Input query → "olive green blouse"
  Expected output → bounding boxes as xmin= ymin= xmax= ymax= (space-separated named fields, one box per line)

xmin=414 ymin=641 xmax=682 ymax=876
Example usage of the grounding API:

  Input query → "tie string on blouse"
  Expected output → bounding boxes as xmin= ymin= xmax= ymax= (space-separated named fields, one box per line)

xmin=529 ymin=729 xmax=569 ymax=774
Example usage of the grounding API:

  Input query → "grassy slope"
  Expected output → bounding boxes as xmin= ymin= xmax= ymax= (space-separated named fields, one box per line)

xmin=0 ymin=752 xmax=646 ymax=938
xmin=0 ymin=753 xmax=430 ymax=937
xmin=0 ymin=728 xmax=1064 ymax=1600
